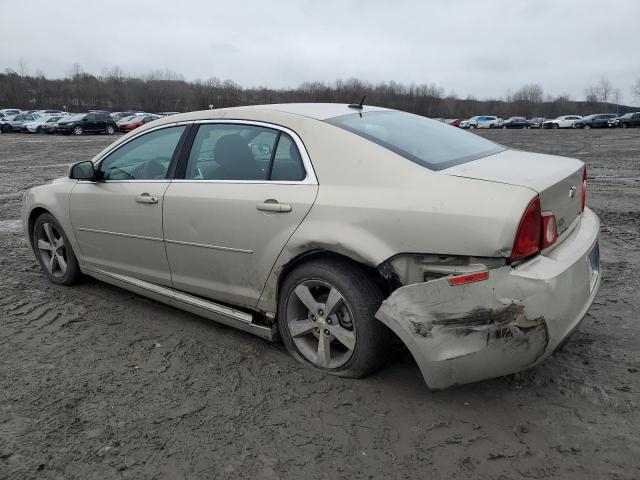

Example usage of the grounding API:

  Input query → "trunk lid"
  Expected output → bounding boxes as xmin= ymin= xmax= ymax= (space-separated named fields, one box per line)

xmin=443 ymin=149 xmax=584 ymax=237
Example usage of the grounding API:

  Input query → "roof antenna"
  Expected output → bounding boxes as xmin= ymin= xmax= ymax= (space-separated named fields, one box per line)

xmin=348 ymin=95 xmax=366 ymax=110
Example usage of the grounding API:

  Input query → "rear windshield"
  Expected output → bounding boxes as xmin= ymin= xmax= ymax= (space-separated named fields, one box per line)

xmin=326 ymin=111 xmax=505 ymax=170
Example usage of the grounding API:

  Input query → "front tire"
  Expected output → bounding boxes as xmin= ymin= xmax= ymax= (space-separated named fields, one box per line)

xmin=584 ymin=124 xmax=591 ymax=129
xmin=278 ymin=259 xmax=389 ymax=378
xmin=32 ymin=213 xmax=82 ymax=285
xmin=73 ymin=126 xmax=83 ymax=135
xmin=552 ymin=123 xmax=559 ymax=129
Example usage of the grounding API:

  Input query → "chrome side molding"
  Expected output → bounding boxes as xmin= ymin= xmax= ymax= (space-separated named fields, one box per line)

xmin=82 ymin=266 xmax=276 ymax=341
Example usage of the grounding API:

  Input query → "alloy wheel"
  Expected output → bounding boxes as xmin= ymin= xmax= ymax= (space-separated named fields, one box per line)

xmin=36 ymin=222 xmax=68 ymax=278
xmin=285 ymin=279 xmax=356 ymax=369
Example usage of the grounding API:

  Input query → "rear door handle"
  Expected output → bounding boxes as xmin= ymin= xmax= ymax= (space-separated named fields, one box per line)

xmin=257 ymin=200 xmax=292 ymax=213
xmin=136 ymin=193 xmax=158 ymax=204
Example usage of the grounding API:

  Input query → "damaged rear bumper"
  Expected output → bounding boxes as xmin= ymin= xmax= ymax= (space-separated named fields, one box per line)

xmin=375 ymin=208 xmax=601 ymax=390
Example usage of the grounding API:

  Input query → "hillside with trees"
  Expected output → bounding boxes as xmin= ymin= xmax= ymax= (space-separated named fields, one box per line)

xmin=1 ymin=66 xmax=638 ymax=118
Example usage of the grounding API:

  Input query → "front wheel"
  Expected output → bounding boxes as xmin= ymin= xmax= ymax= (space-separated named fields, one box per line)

xmin=552 ymin=123 xmax=560 ymax=129
xmin=584 ymin=124 xmax=591 ymax=129
xmin=32 ymin=213 xmax=82 ymax=285
xmin=278 ymin=259 xmax=389 ymax=378
xmin=622 ymin=123 xmax=628 ymax=128
xmin=73 ymin=126 xmax=83 ymax=135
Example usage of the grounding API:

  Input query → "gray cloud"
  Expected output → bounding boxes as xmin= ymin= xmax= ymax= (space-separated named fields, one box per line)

xmin=3 ymin=0 xmax=639 ymax=101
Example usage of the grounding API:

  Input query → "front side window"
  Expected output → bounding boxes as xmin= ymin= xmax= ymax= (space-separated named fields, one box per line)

xmin=99 ymin=126 xmax=186 ymax=180
xmin=184 ymin=123 xmax=305 ymax=181
xmin=326 ymin=111 xmax=505 ymax=170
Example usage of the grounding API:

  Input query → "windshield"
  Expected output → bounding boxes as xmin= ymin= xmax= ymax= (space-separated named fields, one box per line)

xmin=67 ymin=114 xmax=86 ymax=121
xmin=326 ymin=111 xmax=505 ymax=170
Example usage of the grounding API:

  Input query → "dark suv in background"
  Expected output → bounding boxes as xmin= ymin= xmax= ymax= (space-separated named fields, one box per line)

xmin=574 ymin=114 xmax=618 ymax=129
xmin=615 ymin=112 xmax=640 ymax=128
xmin=56 ymin=113 xmax=117 ymax=135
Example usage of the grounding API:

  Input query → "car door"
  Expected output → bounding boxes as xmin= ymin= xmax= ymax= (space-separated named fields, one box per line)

xmin=633 ymin=113 xmax=640 ymax=127
xmin=163 ymin=121 xmax=318 ymax=308
xmin=95 ymin=114 xmax=108 ymax=132
xmin=82 ymin=114 xmax=97 ymax=132
xmin=70 ymin=124 xmax=189 ymax=285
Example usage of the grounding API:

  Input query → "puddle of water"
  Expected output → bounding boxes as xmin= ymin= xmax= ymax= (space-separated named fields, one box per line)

xmin=0 ymin=219 xmax=23 ymax=234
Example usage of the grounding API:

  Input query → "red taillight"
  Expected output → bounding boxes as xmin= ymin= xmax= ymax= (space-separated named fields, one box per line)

xmin=511 ymin=197 xmax=542 ymax=261
xmin=581 ymin=166 xmax=587 ymax=212
xmin=541 ymin=212 xmax=558 ymax=248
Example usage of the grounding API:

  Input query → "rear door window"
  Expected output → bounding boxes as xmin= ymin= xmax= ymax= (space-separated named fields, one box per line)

xmin=184 ymin=124 xmax=306 ymax=181
xmin=185 ymin=124 xmax=276 ymax=181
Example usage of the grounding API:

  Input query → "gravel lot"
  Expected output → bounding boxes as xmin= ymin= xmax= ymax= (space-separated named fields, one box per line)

xmin=1 ymin=129 xmax=639 ymax=479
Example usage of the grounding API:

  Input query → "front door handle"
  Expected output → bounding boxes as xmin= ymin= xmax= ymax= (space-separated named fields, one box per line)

xmin=257 ymin=199 xmax=292 ymax=213
xmin=136 ymin=193 xmax=158 ymax=204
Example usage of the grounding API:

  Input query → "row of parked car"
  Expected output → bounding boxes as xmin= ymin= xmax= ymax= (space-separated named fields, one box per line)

xmin=0 ymin=108 xmax=178 ymax=135
xmin=3 ymin=107 xmax=640 ymax=136
xmin=440 ymin=112 xmax=640 ymax=130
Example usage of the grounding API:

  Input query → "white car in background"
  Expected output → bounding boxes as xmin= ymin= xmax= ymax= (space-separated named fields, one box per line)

xmin=0 ymin=108 xmax=22 ymax=117
xmin=460 ymin=115 xmax=501 ymax=129
xmin=22 ymin=115 xmax=63 ymax=133
xmin=543 ymin=115 xmax=582 ymax=129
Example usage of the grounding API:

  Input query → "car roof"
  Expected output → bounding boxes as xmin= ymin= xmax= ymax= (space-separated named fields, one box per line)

xmin=157 ymin=103 xmax=392 ymax=124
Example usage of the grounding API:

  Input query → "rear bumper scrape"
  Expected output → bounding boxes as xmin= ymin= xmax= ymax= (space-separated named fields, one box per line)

xmin=376 ymin=208 xmax=600 ymax=390
xmin=376 ymin=268 xmax=548 ymax=390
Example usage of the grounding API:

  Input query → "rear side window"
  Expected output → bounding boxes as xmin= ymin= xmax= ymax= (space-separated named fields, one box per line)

xmin=184 ymin=124 xmax=306 ymax=181
xmin=326 ymin=111 xmax=505 ymax=170
xmin=270 ymin=134 xmax=305 ymax=181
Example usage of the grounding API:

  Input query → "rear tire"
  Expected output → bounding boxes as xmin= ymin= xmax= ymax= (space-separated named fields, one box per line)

xmin=105 ymin=124 xmax=115 ymax=135
xmin=278 ymin=259 xmax=389 ymax=378
xmin=32 ymin=213 xmax=82 ymax=285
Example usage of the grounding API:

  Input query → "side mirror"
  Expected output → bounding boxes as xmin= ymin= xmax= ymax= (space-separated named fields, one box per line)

xmin=69 ymin=160 xmax=96 ymax=181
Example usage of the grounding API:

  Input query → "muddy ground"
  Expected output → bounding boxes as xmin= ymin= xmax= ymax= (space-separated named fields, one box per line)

xmin=0 ymin=129 xmax=639 ymax=479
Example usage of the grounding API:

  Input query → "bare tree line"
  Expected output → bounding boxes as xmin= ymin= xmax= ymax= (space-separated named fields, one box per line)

xmin=1 ymin=65 xmax=638 ymax=118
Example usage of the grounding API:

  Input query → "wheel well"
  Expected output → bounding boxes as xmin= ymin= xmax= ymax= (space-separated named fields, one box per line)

xmin=276 ymin=250 xmax=394 ymax=302
xmin=27 ymin=207 xmax=50 ymax=242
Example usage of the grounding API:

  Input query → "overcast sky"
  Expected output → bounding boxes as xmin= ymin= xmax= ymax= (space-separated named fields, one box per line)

xmin=3 ymin=0 xmax=639 ymax=101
